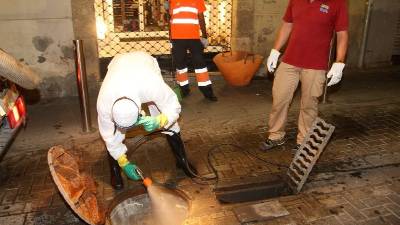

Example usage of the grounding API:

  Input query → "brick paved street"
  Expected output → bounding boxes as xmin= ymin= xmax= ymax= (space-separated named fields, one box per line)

xmin=1 ymin=68 xmax=400 ymax=225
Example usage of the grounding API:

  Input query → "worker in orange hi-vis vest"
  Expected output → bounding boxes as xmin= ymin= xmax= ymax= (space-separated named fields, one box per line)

xmin=169 ymin=0 xmax=218 ymax=101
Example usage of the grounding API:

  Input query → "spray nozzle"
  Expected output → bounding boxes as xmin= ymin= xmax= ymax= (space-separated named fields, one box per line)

xmin=135 ymin=167 xmax=153 ymax=187
xmin=135 ymin=167 xmax=145 ymax=180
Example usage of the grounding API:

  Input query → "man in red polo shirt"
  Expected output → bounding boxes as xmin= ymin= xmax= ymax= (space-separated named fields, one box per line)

xmin=169 ymin=0 xmax=218 ymax=101
xmin=261 ymin=0 xmax=349 ymax=151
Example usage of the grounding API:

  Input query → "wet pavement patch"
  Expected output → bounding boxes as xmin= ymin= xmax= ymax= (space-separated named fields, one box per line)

xmin=37 ymin=56 xmax=46 ymax=63
xmin=233 ymin=200 xmax=289 ymax=223
xmin=32 ymin=36 xmax=53 ymax=52
xmin=26 ymin=208 xmax=83 ymax=225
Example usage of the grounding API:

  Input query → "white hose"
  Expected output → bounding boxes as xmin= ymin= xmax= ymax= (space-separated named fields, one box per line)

xmin=0 ymin=49 xmax=40 ymax=90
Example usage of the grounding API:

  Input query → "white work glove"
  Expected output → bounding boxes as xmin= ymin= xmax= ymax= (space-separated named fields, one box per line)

xmin=200 ymin=37 xmax=209 ymax=48
xmin=163 ymin=1 xmax=169 ymax=10
xmin=266 ymin=49 xmax=281 ymax=73
xmin=326 ymin=62 xmax=345 ymax=86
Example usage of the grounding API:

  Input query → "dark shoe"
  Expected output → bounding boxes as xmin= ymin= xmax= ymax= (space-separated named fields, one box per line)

xmin=166 ymin=132 xmax=198 ymax=178
xmin=179 ymin=84 xmax=190 ymax=97
xmin=199 ymin=85 xmax=218 ymax=101
xmin=292 ymin=144 xmax=301 ymax=154
xmin=206 ymin=95 xmax=218 ymax=102
xmin=108 ymin=153 xmax=124 ymax=190
xmin=259 ymin=138 xmax=286 ymax=151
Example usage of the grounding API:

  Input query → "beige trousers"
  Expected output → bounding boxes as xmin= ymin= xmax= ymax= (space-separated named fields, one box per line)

xmin=268 ymin=62 xmax=326 ymax=144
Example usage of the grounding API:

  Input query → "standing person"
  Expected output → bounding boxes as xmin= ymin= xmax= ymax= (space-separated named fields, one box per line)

xmin=97 ymin=51 xmax=197 ymax=190
xmin=261 ymin=0 xmax=349 ymax=151
xmin=169 ymin=0 xmax=218 ymax=101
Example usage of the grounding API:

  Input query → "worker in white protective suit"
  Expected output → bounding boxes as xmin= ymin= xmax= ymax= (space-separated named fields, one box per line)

xmin=97 ymin=51 xmax=197 ymax=189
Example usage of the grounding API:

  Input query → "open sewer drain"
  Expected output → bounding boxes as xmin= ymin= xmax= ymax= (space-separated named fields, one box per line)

xmin=48 ymin=146 xmax=190 ymax=225
xmin=106 ymin=186 xmax=190 ymax=225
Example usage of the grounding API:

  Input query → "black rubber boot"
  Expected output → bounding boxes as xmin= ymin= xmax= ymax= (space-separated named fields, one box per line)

xmin=199 ymin=85 xmax=218 ymax=101
xmin=108 ymin=153 xmax=124 ymax=190
xmin=165 ymin=132 xmax=198 ymax=178
xmin=179 ymin=84 xmax=190 ymax=97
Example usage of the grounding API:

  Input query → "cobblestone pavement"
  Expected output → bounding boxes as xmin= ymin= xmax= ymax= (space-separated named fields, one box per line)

xmin=1 ymin=68 xmax=400 ymax=225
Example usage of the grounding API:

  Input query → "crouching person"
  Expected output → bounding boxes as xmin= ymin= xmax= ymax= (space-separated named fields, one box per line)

xmin=97 ymin=51 xmax=197 ymax=190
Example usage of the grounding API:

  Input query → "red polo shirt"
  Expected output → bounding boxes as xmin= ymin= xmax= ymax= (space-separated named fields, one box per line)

xmin=281 ymin=0 xmax=349 ymax=70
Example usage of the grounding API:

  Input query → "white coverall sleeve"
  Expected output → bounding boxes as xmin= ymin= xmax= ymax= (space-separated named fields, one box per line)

xmin=146 ymin=57 xmax=181 ymax=128
xmin=153 ymin=81 xmax=181 ymax=129
xmin=97 ymin=112 xmax=128 ymax=160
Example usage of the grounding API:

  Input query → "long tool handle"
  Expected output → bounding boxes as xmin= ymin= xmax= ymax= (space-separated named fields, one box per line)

xmin=322 ymin=34 xmax=336 ymax=104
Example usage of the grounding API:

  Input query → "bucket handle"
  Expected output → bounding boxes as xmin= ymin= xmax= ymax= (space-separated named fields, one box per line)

xmin=244 ymin=53 xmax=255 ymax=64
xmin=221 ymin=51 xmax=233 ymax=57
xmin=221 ymin=52 xmax=256 ymax=64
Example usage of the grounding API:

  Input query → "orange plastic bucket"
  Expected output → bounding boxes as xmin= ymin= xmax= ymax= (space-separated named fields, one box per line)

xmin=213 ymin=51 xmax=264 ymax=86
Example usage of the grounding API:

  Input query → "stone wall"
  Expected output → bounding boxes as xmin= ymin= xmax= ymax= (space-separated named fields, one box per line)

xmin=231 ymin=0 xmax=288 ymax=56
xmin=0 ymin=0 xmax=100 ymax=99
xmin=231 ymin=0 xmax=367 ymax=69
xmin=347 ymin=0 xmax=367 ymax=68
xmin=363 ymin=0 xmax=400 ymax=67
xmin=0 ymin=0 xmax=76 ymax=98
xmin=1 ymin=0 xmax=397 ymax=99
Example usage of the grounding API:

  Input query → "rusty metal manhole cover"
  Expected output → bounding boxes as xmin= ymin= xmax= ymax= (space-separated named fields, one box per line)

xmin=48 ymin=146 xmax=105 ymax=225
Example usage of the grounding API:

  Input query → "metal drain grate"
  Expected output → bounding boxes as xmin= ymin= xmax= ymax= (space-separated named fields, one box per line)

xmin=287 ymin=117 xmax=335 ymax=194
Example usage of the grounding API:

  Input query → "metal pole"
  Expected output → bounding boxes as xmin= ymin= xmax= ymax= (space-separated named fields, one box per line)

xmin=322 ymin=35 xmax=336 ymax=104
xmin=322 ymin=75 xmax=328 ymax=104
xmin=73 ymin=40 xmax=93 ymax=132
xmin=358 ymin=0 xmax=374 ymax=69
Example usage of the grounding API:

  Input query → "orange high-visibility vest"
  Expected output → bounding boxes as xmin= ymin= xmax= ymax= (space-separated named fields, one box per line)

xmin=170 ymin=0 xmax=206 ymax=39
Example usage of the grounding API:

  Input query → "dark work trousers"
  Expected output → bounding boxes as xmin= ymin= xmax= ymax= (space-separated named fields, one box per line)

xmin=171 ymin=39 xmax=206 ymax=73
xmin=171 ymin=39 xmax=217 ymax=101
xmin=108 ymin=152 xmax=123 ymax=190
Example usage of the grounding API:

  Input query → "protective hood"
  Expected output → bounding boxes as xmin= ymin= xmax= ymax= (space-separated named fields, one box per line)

xmin=111 ymin=97 xmax=140 ymax=129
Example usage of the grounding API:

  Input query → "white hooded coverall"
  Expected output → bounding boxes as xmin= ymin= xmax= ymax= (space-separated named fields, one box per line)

xmin=97 ymin=51 xmax=181 ymax=160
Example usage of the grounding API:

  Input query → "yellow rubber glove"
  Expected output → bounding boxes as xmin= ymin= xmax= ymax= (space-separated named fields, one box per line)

xmin=136 ymin=114 xmax=168 ymax=132
xmin=156 ymin=114 xmax=168 ymax=128
xmin=117 ymin=154 xmax=140 ymax=180
xmin=117 ymin=154 xmax=129 ymax=167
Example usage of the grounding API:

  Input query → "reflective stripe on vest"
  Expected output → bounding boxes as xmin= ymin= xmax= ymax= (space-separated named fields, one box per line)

xmin=172 ymin=7 xmax=198 ymax=15
xmin=171 ymin=5 xmax=199 ymax=25
xmin=170 ymin=2 xmax=202 ymax=39
xmin=171 ymin=18 xmax=199 ymax=24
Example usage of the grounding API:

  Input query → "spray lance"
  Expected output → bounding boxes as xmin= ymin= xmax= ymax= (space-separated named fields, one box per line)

xmin=134 ymin=166 xmax=153 ymax=187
